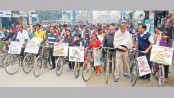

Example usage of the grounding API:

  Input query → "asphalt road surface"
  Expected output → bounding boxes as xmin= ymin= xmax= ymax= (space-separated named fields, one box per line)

xmin=0 ymin=63 xmax=174 ymax=87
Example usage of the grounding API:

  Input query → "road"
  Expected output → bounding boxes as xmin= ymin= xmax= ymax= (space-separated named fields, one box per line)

xmin=0 ymin=63 xmax=174 ymax=87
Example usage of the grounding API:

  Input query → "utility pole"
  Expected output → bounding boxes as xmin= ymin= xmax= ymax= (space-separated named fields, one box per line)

xmin=28 ymin=11 xmax=33 ymax=32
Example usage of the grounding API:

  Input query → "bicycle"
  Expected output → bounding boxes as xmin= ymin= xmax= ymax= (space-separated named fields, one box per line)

xmin=151 ymin=63 xmax=165 ymax=87
xmin=55 ymin=56 xmax=68 ymax=76
xmin=129 ymin=49 xmax=146 ymax=86
xmin=33 ymin=45 xmax=50 ymax=77
xmin=102 ymin=47 xmax=115 ymax=84
xmin=82 ymin=48 xmax=92 ymax=82
xmin=74 ymin=62 xmax=82 ymax=79
xmin=4 ymin=42 xmax=24 ymax=75
xmin=22 ymin=53 xmax=36 ymax=74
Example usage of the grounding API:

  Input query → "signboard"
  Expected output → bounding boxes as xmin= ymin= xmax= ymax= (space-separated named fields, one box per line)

xmin=136 ymin=56 xmax=151 ymax=76
xmin=150 ymin=45 xmax=173 ymax=65
xmin=0 ymin=11 xmax=12 ymax=17
xmin=8 ymin=41 xmax=23 ymax=54
xmin=69 ymin=46 xmax=84 ymax=62
xmin=94 ymin=48 xmax=102 ymax=66
xmin=53 ymin=42 xmax=69 ymax=56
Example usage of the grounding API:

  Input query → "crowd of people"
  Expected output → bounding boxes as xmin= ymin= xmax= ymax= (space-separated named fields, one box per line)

xmin=0 ymin=13 xmax=174 ymax=83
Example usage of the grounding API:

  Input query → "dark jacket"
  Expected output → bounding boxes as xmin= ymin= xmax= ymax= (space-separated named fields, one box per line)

xmin=3 ymin=32 xmax=17 ymax=41
xmin=102 ymin=33 xmax=115 ymax=48
xmin=74 ymin=39 xmax=90 ymax=48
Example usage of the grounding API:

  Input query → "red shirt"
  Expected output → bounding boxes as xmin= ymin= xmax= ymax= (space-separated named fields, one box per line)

xmin=88 ymin=39 xmax=102 ymax=49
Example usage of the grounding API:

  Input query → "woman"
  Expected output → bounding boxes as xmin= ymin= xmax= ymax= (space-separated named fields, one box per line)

xmin=88 ymin=34 xmax=102 ymax=76
xmin=63 ymin=29 xmax=75 ymax=72
xmin=153 ymin=27 xmax=162 ymax=44
xmin=157 ymin=31 xmax=174 ymax=82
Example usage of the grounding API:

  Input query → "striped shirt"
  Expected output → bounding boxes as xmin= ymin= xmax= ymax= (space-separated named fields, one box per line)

xmin=47 ymin=33 xmax=58 ymax=46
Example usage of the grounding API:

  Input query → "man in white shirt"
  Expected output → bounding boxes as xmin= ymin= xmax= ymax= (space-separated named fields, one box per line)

xmin=16 ymin=25 xmax=29 ymax=45
xmin=16 ymin=25 xmax=29 ymax=57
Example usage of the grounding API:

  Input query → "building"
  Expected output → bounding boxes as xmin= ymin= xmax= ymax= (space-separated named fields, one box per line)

xmin=0 ymin=10 xmax=24 ymax=29
xmin=78 ymin=11 xmax=93 ymax=24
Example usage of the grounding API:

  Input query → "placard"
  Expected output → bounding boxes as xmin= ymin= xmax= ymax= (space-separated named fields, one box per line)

xmin=69 ymin=46 xmax=84 ymax=62
xmin=94 ymin=48 xmax=102 ymax=66
xmin=53 ymin=42 xmax=69 ymax=56
xmin=8 ymin=41 xmax=23 ymax=54
xmin=136 ymin=56 xmax=151 ymax=76
xmin=150 ymin=45 xmax=173 ymax=65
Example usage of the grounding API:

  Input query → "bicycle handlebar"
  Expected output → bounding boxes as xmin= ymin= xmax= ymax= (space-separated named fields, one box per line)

xmin=102 ymin=47 xmax=116 ymax=50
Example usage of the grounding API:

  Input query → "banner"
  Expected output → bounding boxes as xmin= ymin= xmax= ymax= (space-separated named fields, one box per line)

xmin=25 ymin=41 xmax=40 ymax=54
xmin=24 ymin=37 xmax=42 ymax=54
xmin=8 ymin=41 xmax=23 ymax=54
xmin=136 ymin=56 xmax=151 ymax=76
xmin=53 ymin=43 xmax=69 ymax=56
xmin=94 ymin=48 xmax=102 ymax=66
xmin=69 ymin=46 xmax=84 ymax=62
xmin=150 ymin=45 xmax=173 ymax=65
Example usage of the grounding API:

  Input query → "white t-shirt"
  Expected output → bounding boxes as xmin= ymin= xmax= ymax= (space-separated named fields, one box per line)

xmin=16 ymin=30 xmax=29 ymax=44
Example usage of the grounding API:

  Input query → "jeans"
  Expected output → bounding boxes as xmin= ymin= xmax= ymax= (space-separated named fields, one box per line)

xmin=69 ymin=62 xmax=75 ymax=69
xmin=49 ymin=48 xmax=55 ymax=68
xmin=164 ymin=65 xmax=169 ymax=78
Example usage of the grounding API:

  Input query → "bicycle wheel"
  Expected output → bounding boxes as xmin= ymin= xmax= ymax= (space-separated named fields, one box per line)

xmin=130 ymin=60 xmax=139 ymax=86
xmin=4 ymin=55 xmax=20 ymax=75
xmin=74 ymin=62 xmax=80 ymax=79
xmin=158 ymin=65 xmax=165 ymax=87
xmin=48 ymin=55 xmax=53 ymax=67
xmin=82 ymin=61 xmax=92 ymax=82
xmin=22 ymin=54 xmax=36 ymax=74
xmin=33 ymin=56 xmax=43 ymax=77
xmin=105 ymin=58 xmax=109 ymax=83
xmin=55 ymin=57 xmax=64 ymax=76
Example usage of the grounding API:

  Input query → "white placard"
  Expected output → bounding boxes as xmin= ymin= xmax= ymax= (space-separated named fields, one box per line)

xmin=69 ymin=46 xmax=84 ymax=62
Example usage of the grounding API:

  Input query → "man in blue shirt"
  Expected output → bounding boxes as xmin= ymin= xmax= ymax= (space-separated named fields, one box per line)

xmin=42 ymin=26 xmax=58 ymax=70
xmin=135 ymin=23 xmax=154 ymax=82
xmin=72 ymin=25 xmax=81 ymax=37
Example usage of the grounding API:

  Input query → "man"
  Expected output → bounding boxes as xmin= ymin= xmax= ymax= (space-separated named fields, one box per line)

xmin=72 ymin=25 xmax=81 ymax=37
xmin=102 ymin=25 xmax=115 ymax=72
xmin=3 ymin=27 xmax=17 ymax=43
xmin=135 ymin=23 xmax=154 ymax=82
xmin=60 ymin=24 xmax=68 ymax=39
xmin=82 ymin=25 xmax=91 ymax=40
xmin=34 ymin=23 xmax=46 ymax=45
xmin=104 ymin=25 xmax=109 ymax=34
xmin=113 ymin=22 xmax=133 ymax=82
xmin=165 ymin=13 xmax=173 ymax=39
xmin=53 ymin=26 xmax=59 ymax=35
xmin=16 ymin=25 xmax=29 ymax=57
xmin=42 ymin=26 xmax=58 ymax=70
xmin=2 ymin=28 xmax=9 ymax=38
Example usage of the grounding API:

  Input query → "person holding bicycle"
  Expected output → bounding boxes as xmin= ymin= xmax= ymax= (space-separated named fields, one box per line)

xmin=88 ymin=34 xmax=102 ymax=76
xmin=102 ymin=25 xmax=115 ymax=73
xmin=156 ymin=31 xmax=174 ymax=82
xmin=41 ymin=26 xmax=59 ymax=70
xmin=63 ymin=29 xmax=75 ymax=72
xmin=16 ymin=25 xmax=29 ymax=58
xmin=2 ymin=27 xmax=17 ymax=45
xmin=135 ymin=23 xmax=154 ymax=82
xmin=113 ymin=21 xmax=133 ymax=82
xmin=34 ymin=23 xmax=46 ymax=42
